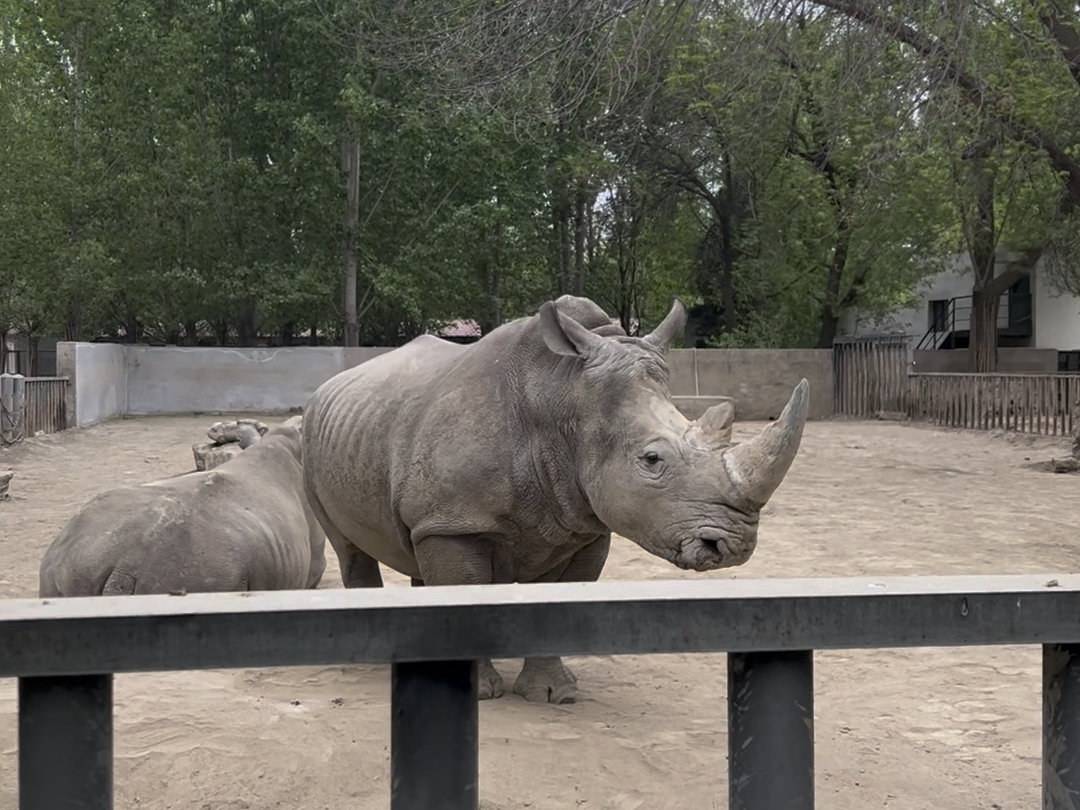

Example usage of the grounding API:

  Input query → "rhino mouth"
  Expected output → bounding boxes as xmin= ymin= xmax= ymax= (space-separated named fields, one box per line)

xmin=675 ymin=528 xmax=754 ymax=572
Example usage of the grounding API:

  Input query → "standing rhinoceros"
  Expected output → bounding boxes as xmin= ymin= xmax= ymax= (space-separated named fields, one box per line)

xmin=39 ymin=417 xmax=326 ymax=597
xmin=302 ymin=296 xmax=807 ymax=703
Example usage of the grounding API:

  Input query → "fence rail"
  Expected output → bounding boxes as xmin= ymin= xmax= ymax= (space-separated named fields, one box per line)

xmin=908 ymin=372 xmax=1080 ymax=436
xmin=6 ymin=576 xmax=1080 ymax=809
xmin=833 ymin=336 xmax=911 ymax=417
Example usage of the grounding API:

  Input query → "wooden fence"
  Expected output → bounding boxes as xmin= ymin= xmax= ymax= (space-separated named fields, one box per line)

xmin=0 ymin=374 xmax=68 ymax=444
xmin=24 ymin=376 xmax=68 ymax=436
xmin=907 ymin=373 xmax=1080 ymax=436
xmin=833 ymin=336 xmax=911 ymax=417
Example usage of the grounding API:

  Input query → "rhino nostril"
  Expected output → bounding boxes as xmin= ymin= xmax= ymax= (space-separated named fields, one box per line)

xmin=699 ymin=536 xmax=720 ymax=553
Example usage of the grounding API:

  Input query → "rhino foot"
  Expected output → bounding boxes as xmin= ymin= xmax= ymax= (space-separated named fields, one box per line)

xmin=513 ymin=656 xmax=578 ymax=704
xmin=478 ymin=659 xmax=505 ymax=700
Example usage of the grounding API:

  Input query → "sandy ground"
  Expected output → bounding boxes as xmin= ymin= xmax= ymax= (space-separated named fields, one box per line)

xmin=0 ymin=414 xmax=1077 ymax=809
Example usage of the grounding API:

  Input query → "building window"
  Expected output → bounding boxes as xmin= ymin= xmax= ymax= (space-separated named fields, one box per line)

xmin=1060 ymin=351 xmax=1080 ymax=372
xmin=928 ymin=299 xmax=950 ymax=332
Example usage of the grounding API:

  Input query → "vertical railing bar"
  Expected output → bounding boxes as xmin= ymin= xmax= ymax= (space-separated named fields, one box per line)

xmin=728 ymin=650 xmax=815 ymax=810
xmin=1044 ymin=644 xmax=1080 ymax=809
xmin=391 ymin=660 xmax=479 ymax=810
xmin=19 ymin=673 xmax=114 ymax=810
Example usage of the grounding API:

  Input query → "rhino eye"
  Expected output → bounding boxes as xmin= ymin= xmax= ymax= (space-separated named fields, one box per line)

xmin=643 ymin=451 xmax=661 ymax=465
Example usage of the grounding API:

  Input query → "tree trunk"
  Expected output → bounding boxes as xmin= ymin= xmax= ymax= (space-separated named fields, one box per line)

xmin=64 ymin=301 xmax=81 ymax=342
xmin=237 ymin=299 xmax=257 ymax=347
xmin=341 ymin=136 xmax=360 ymax=347
xmin=572 ymin=185 xmax=588 ymax=296
xmin=969 ymin=289 xmax=999 ymax=373
xmin=720 ymin=152 xmax=737 ymax=333
xmin=967 ymin=156 xmax=998 ymax=372
xmin=26 ymin=338 xmax=38 ymax=377
xmin=815 ymin=227 xmax=851 ymax=349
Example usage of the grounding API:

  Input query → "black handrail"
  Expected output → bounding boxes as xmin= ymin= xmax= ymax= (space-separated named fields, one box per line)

xmin=916 ymin=293 xmax=1032 ymax=350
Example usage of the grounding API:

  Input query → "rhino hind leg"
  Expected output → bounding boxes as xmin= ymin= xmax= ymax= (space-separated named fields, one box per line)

xmin=305 ymin=486 xmax=384 ymax=588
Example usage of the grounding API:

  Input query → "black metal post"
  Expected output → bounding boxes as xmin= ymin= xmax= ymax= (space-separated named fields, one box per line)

xmin=1044 ymin=644 xmax=1080 ymax=809
xmin=391 ymin=660 xmax=479 ymax=810
xmin=19 ymin=674 xmax=114 ymax=810
xmin=728 ymin=650 xmax=814 ymax=810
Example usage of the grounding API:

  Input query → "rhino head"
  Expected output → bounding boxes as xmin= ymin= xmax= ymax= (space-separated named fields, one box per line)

xmin=539 ymin=297 xmax=808 ymax=572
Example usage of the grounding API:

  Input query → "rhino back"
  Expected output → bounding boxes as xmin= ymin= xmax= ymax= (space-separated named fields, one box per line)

xmin=40 ymin=437 xmax=314 ymax=596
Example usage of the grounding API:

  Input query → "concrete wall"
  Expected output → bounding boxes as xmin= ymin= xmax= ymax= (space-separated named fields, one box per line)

xmin=911 ymin=347 xmax=1059 ymax=373
xmin=59 ymin=343 xmax=833 ymax=426
xmin=56 ymin=343 xmax=128 ymax=428
xmin=668 ymin=349 xmax=833 ymax=420
xmin=1034 ymin=265 xmax=1080 ymax=351
xmin=126 ymin=346 xmax=346 ymax=414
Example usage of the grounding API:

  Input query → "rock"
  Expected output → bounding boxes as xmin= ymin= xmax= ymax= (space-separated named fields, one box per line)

xmin=206 ymin=421 xmax=239 ymax=445
xmin=236 ymin=424 xmax=261 ymax=449
xmin=237 ymin=418 xmax=270 ymax=436
xmin=192 ymin=441 xmax=244 ymax=472
xmin=0 ymin=470 xmax=12 ymax=499
xmin=875 ymin=411 xmax=906 ymax=422
xmin=1050 ymin=457 xmax=1080 ymax=474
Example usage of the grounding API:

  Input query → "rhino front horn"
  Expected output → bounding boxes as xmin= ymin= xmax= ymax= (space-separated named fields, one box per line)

xmin=722 ymin=379 xmax=809 ymax=509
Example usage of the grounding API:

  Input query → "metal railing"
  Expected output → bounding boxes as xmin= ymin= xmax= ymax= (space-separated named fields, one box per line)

xmin=6 ymin=576 xmax=1080 ymax=809
xmin=915 ymin=293 xmax=1032 ymax=351
xmin=908 ymin=372 xmax=1080 ymax=436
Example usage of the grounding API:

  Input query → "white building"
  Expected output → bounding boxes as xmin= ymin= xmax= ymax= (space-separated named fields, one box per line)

xmin=847 ymin=253 xmax=1080 ymax=372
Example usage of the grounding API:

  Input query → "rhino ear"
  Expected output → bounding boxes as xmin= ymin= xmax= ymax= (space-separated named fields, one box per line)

xmin=539 ymin=301 xmax=604 ymax=358
xmin=642 ymin=298 xmax=687 ymax=353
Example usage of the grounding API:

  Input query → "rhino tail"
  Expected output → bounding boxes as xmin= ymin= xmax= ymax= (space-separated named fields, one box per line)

xmin=102 ymin=569 xmax=137 ymax=595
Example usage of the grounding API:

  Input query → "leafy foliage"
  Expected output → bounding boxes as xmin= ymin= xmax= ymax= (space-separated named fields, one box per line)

xmin=2 ymin=0 xmax=1071 ymax=368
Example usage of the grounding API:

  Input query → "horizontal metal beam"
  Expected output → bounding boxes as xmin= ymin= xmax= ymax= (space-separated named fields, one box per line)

xmin=3 ymin=574 xmax=1080 ymax=677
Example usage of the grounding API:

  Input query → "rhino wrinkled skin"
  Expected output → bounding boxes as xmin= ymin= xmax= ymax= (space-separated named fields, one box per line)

xmin=39 ymin=417 xmax=326 ymax=596
xmin=303 ymin=296 xmax=808 ymax=703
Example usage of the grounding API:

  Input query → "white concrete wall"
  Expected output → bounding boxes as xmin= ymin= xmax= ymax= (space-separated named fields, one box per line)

xmin=1033 ymin=265 xmax=1080 ymax=351
xmin=125 ymin=346 xmax=346 ymax=414
xmin=56 ymin=343 xmax=128 ymax=427
xmin=848 ymin=257 xmax=972 ymax=339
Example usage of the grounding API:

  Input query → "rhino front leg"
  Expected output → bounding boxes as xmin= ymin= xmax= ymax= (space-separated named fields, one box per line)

xmin=409 ymin=573 xmax=504 ymax=699
xmin=514 ymin=533 xmax=612 ymax=705
xmin=413 ymin=536 xmax=506 ymax=699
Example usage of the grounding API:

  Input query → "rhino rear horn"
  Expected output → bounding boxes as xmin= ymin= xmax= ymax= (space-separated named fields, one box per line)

xmin=722 ymin=379 xmax=809 ymax=509
xmin=642 ymin=298 xmax=687 ymax=352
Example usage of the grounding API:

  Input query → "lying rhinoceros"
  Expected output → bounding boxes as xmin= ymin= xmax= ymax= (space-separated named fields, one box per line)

xmin=39 ymin=417 xmax=326 ymax=597
xmin=302 ymin=296 xmax=807 ymax=703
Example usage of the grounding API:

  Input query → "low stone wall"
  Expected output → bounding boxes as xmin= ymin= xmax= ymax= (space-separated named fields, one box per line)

xmin=125 ymin=346 xmax=349 ymax=415
xmin=56 ymin=343 xmax=127 ymax=428
xmin=57 ymin=342 xmax=833 ymax=427
xmin=668 ymin=349 xmax=833 ymax=420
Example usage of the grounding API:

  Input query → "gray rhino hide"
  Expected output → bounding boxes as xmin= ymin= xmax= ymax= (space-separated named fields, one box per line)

xmin=302 ymin=295 xmax=807 ymax=703
xmin=39 ymin=418 xmax=325 ymax=597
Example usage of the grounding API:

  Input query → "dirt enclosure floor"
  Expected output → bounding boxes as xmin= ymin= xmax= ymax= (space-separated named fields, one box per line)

xmin=0 ymin=414 xmax=1078 ymax=809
